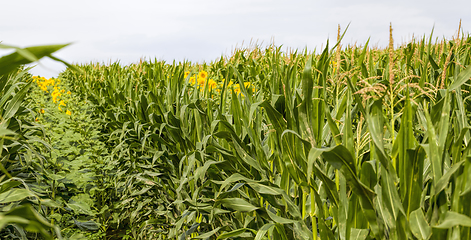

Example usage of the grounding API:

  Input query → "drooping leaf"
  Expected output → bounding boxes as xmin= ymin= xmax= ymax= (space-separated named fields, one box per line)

xmin=410 ymin=208 xmax=432 ymax=240
xmin=218 ymin=198 xmax=258 ymax=212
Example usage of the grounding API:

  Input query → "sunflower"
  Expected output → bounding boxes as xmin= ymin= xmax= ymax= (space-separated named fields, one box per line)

xmin=207 ymin=79 xmax=218 ymax=90
xmin=198 ymin=71 xmax=208 ymax=79
xmin=197 ymin=77 xmax=206 ymax=88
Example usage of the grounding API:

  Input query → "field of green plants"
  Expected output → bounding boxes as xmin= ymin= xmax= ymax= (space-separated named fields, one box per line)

xmin=2 ymin=27 xmax=471 ymax=239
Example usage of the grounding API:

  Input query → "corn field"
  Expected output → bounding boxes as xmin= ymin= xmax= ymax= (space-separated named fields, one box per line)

xmin=2 ymin=26 xmax=471 ymax=239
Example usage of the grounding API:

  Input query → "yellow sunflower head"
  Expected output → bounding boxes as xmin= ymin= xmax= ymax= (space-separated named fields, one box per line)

xmin=197 ymin=77 xmax=206 ymax=87
xmin=198 ymin=71 xmax=208 ymax=79
xmin=207 ymin=79 xmax=217 ymax=90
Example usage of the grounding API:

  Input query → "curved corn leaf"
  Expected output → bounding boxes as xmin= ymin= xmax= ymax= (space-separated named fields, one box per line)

xmin=434 ymin=211 xmax=471 ymax=228
xmin=218 ymin=198 xmax=258 ymax=212
xmin=410 ymin=208 xmax=432 ymax=240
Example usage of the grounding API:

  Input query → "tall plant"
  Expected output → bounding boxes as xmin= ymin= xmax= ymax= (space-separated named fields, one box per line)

xmin=0 ymin=43 xmax=73 ymax=239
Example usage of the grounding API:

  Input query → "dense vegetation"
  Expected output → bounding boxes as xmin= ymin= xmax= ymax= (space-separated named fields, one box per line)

xmin=2 ymin=27 xmax=471 ymax=239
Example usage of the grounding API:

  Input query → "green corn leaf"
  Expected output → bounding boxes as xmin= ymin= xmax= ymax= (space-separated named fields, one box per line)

xmin=0 ymin=43 xmax=70 ymax=77
xmin=0 ymin=216 xmax=30 ymax=231
xmin=403 ymin=147 xmax=426 ymax=217
xmin=447 ymin=65 xmax=471 ymax=90
xmin=320 ymin=145 xmax=381 ymax=237
xmin=410 ymin=208 xmax=432 ymax=240
xmin=307 ymin=147 xmax=339 ymax=206
xmin=218 ymin=198 xmax=258 ymax=212
xmin=350 ymin=228 xmax=370 ymax=240
xmin=192 ymin=227 xmax=221 ymax=239
xmin=0 ymin=205 xmax=54 ymax=239
xmin=266 ymin=208 xmax=296 ymax=224
xmin=435 ymin=160 xmax=464 ymax=194
xmin=260 ymin=100 xmax=287 ymax=131
xmin=232 ymin=136 xmax=264 ymax=173
xmin=423 ymin=107 xmax=443 ymax=188
xmin=0 ymin=188 xmax=37 ymax=204
xmin=2 ymin=81 xmax=32 ymax=119
xmin=325 ymin=106 xmax=342 ymax=145
xmin=216 ymin=228 xmax=249 ymax=239
xmin=322 ymin=146 xmax=374 ymax=197
xmin=366 ymin=99 xmax=392 ymax=171
xmin=254 ymin=223 xmax=275 ymax=240
xmin=212 ymin=173 xmax=252 ymax=192
xmin=380 ymin=165 xmax=405 ymax=226
xmin=434 ymin=211 xmax=471 ymax=228
xmin=0 ymin=127 xmax=16 ymax=138
xmin=247 ymin=182 xmax=284 ymax=195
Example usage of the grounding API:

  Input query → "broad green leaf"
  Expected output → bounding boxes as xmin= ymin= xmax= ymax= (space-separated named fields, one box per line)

xmin=218 ymin=198 xmax=258 ymax=212
xmin=0 ymin=127 xmax=16 ymax=138
xmin=321 ymin=145 xmax=380 ymax=237
xmin=0 ymin=215 xmax=30 ymax=230
xmin=448 ymin=65 xmax=471 ymax=90
xmin=350 ymin=228 xmax=369 ymax=240
xmin=0 ymin=188 xmax=36 ymax=204
xmin=260 ymin=100 xmax=287 ymax=131
xmin=74 ymin=219 xmax=100 ymax=231
xmin=232 ymin=136 xmax=264 ymax=173
xmin=434 ymin=211 xmax=471 ymax=228
xmin=293 ymin=221 xmax=313 ymax=240
xmin=192 ymin=227 xmax=221 ymax=239
xmin=403 ymin=147 xmax=426 ymax=217
xmin=1 ymin=205 xmax=54 ymax=239
xmin=321 ymin=145 xmax=374 ymax=199
xmin=380 ymin=165 xmax=405 ymax=226
xmin=435 ymin=160 xmax=464 ymax=194
xmin=423 ymin=108 xmax=443 ymax=188
xmin=254 ymin=223 xmax=275 ymax=240
xmin=307 ymin=147 xmax=339 ymax=206
xmin=212 ymin=173 xmax=252 ymax=193
xmin=3 ymin=81 xmax=32 ymax=119
xmin=0 ymin=44 xmax=70 ymax=77
xmin=325 ymin=106 xmax=342 ymax=145
xmin=410 ymin=208 xmax=431 ymax=240
xmin=366 ymin=99 xmax=392 ymax=171
xmin=0 ymin=179 xmax=22 ymax=194
xmin=247 ymin=182 xmax=284 ymax=195
xmin=217 ymin=228 xmax=249 ymax=239
xmin=180 ymin=223 xmax=200 ymax=240
xmin=266 ymin=208 xmax=296 ymax=224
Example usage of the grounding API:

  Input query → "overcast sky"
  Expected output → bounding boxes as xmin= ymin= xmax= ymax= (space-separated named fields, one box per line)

xmin=1 ymin=0 xmax=470 ymax=78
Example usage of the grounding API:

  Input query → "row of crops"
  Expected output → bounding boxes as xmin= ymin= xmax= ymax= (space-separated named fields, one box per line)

xmin=2 ymin=29 xmax=471 ymax=239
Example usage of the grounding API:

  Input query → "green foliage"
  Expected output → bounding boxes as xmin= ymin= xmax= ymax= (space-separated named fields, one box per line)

xmin=61 ymin=34 xmax=471 ymax=239
xmin=25 ymin=74 xmax=112 ymax=239
xmin=0 ymin=43 xmax=71 ymax=239
xmin=7 ymin=31 xmax=471 ymax=239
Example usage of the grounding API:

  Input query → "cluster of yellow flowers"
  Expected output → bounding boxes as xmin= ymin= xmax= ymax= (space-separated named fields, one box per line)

xmin=185 ymin=71 xmax=256 ymax=96
xmin=33 ymin=76 xmax=56 ymax=92
xmin=186 ymin=71 xmax=218 ymax=91
xmin=226 ymin=81 xmax=256 ymax=96
xmin=32 ymin=76 xmax=72 ymax=116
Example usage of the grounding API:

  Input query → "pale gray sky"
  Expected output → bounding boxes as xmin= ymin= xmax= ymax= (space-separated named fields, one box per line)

xmin=1 ymin=0 xmax=469 ymax=77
